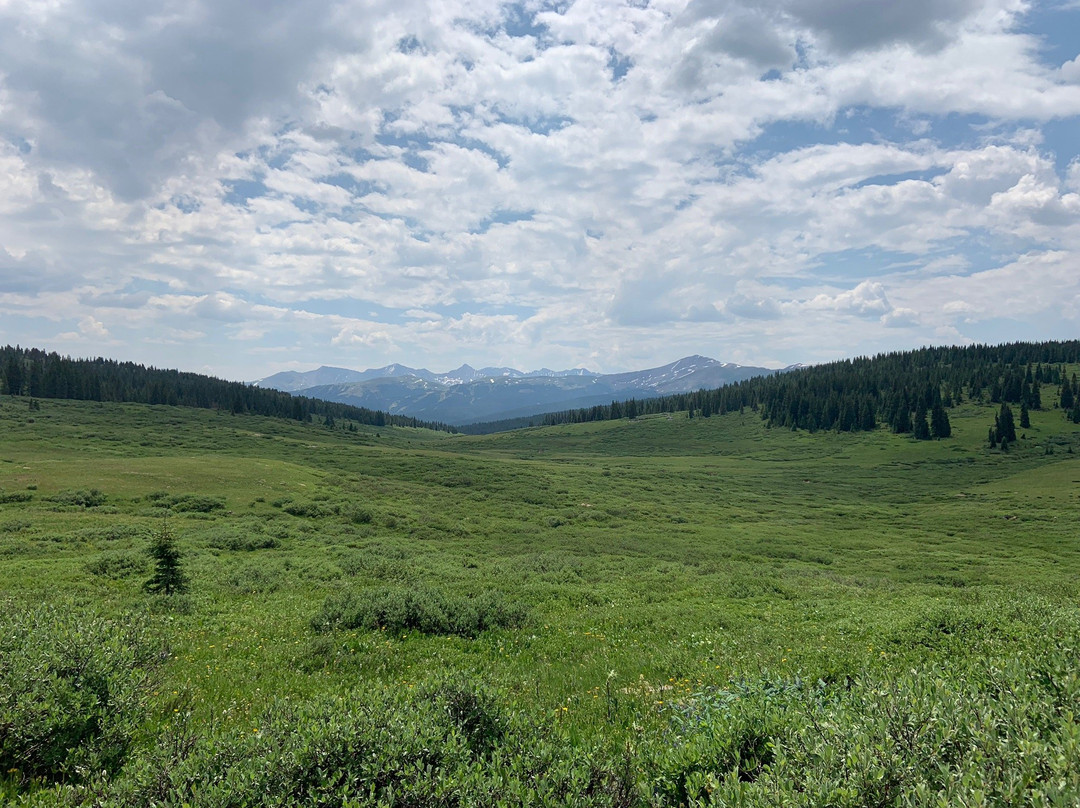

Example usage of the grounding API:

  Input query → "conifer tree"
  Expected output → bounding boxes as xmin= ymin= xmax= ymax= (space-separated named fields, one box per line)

xmin=144 ymin=520 xmax=187 ymax=596
xmin=893 ymin=405 xmax=912 ymax=434
xmin=930 ymin=400 xmax=951 ymax=439
xmin=913 ymin=403 xmax=931 ymax=440
xmin=1020 ymin=402 xmax=1030 ymax=429
xmin=997 ymin=402 xmax=1017 ymax=444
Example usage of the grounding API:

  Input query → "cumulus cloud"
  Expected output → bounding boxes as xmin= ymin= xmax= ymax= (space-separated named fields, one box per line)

xmin=881 ymin=307 xmax=920 ymax=328
xmin=806 ymin=281 xmax=893 ymax=317
xmin=0 ymin=0 xmax=1079 ymax=377
xmin=78 ymin=315 xmax=108 ymax=338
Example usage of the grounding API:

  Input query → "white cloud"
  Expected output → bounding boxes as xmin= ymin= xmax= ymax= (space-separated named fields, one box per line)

xmin=1062 ymin=55 xmax=1080 ymax=84
xmin=806 ymin=281 xmax=893 ymax=316
xmin=0 ymin=0 xmax=1079 ymax=377
xmin=881 ymin=307 xmax=920 ymax=328
xmin=78 ymin=315 xmax=108 ymax=338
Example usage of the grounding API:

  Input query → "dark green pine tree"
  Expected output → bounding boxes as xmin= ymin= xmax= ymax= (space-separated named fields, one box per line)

xmin=913 ymin=403 xmax=931 ymax=440
xmin=1019 ymin=402 xmax=1030 ymax=429
xmin=930 ymin=400 xmax=952 ymax=439
xmin=1027 ymin=380 xmax=1042 ymax=410
xmin=988 ymin=427 xmax=998 ymax=448
xmin=997 ymin=402 xmax=1017 ymax=444
xmin=859 ymin=398 xmax=876 ymax=431
xmin=144 ymin=521 xmax=188 ymax=596
xmin=1061 ymin=380 xmax=1075 ymax=410
xmin=890 ymin=396 xmax=913 ymax=434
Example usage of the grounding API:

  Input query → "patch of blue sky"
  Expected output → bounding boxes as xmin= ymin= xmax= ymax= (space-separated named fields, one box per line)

xmin=744 ymin=108 xmax=993 ymax=170
xmin=123 ymin=277 xmax=175 ymax=296
xmin=266 ymin=296 xmax=535 ymax=324
xmin=460 ymin=2 xmax=550 ymax=48
xmin=803 ymin=247 xmax=949 ymax=286
xmin=223 ymin=177 xmax=268 ymax=206
xmin=470 ymin=209 xmax=534 ymax=234
xmin=806 ymin=249 xmax=911 ymax=283
xmin=501 ymin=3 xmax=550 ymax=40
xmin=291 ymin=198 xmax=322 ymax=216
xmin=832 ymin=105 xmax=947 ymax=145
xmin=374 ymin=129 xmax=433 ymax=172
xmin=608 ymin=49 xmax=632 ymax=82
xmin=458 ymin=138 xmax=510 ymax=168
xmin=0 ymin=312 xmax=54 ymax=344
xmin=426 ymin=301 xmax=537 ymax=320
xmin=396 ymin=34 xmax=423 ymax=54
xmin=1020 ymin=1 xmax=1080 ymax=67
xmin=743 ymin=115 xmax=854 ymax=163
xmin=4 ymin=134 xmax=32 ymax=154
xmin=959 ymin=314 xmax=1075 ymax=345
xmin=320 ymin=173 xmax=383 ymax=198
xmin=495 ymin=111 xmax=573 ymax=135
xmin=170 ymin=194 xmax=201 ymax=214
xmin=346 ymin=145 xmax=380 ymax=164
xmin=1038 ymin=118 xmax=1080 ymax=175
xmin=805 ymin=236 xmax=1026 ymax=288
xmin=274 ymin=297 xmax=416 ymax=323
xmin=257 ymin=144 xmax=292 ymax=171
xmin=852 ymin=168 xmax=945 ymax=190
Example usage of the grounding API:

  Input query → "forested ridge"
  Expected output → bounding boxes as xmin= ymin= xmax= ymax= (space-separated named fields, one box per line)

xmin=538 ymin=340 xmax=1080 ymax=435
xmin=5 ymin=341 xmax=1079 ymax=437
xmin=0 ymin=345 xmax=455 ymax=432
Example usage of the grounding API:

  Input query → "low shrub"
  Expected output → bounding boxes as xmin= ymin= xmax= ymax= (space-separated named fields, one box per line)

xmin=85 ymin=551 xmax=148 ymax=580
xmin=148 ymin=493 xmax=225 ymax=513
xmin=224 ymin=563 xmax=282 ymax=594
xmin=338 ymin=546 xmax=411 ymax=581
xmin=283 ymin=500 xmax=338 ymax=518
xmin=644 ymin=628 xmax=1080 ymax=806
xmin=48 ymin=489 xmax=106 ymax=508
xmin=0 ymin=490 xmax=33 ymax=505
xmin=109 ymin=679 xmax=635 ymax=808
xmin=341 ymin=503 xmax=373 ymax=524
xmin=0 ymin=604 xmax=166 ymax=785
xmin=422 ymin=676 xmax=507 ymax=756
xmin=70 ymin=524 xmax=147 ymax=542
xmin=311 ymin=584 xmax=527 ymax=638
xmin=204 ymin=528 xmax=279 ymax=551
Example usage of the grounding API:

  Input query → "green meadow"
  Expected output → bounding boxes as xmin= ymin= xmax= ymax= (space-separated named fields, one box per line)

xmin=3 ymin=389 xmax=1080 ymax=805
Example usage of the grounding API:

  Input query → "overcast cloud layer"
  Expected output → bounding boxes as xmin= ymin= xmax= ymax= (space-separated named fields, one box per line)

xmin=1 ymin=0 xmax=1079 ymax=378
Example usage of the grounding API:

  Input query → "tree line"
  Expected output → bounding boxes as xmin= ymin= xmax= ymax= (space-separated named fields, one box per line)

xmin=0 ymin=345 xmax=456 ymax=433
xmin=538 ymin=341 xmax=1080 ymax=436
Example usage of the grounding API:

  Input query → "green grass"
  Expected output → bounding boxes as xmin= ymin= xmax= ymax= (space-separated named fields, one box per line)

xmin=2 ymin=391 xmax=1080 ymax=804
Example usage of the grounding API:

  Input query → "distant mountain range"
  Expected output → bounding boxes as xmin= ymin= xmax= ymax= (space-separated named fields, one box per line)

xmin=254 ymin=356 xmax=789 ymax=425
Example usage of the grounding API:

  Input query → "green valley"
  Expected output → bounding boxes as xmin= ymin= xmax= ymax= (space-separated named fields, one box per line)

xmin=3 ymin=353 xmax=1080 ymax=805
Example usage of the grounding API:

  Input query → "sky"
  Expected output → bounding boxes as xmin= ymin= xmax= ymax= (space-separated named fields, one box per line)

xmin=1 ymin=0 xmax=1079 ymax=380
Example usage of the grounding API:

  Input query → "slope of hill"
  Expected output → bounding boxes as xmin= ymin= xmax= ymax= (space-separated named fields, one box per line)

xmin=0 ymin=345 xmax=455 ymax=432
xmin=536 ymin=340 xmax=1080 ymax=435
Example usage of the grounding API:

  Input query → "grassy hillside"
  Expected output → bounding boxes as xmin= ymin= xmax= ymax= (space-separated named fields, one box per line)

xmin=3 ymin=388 xmax=1080 ymax=805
